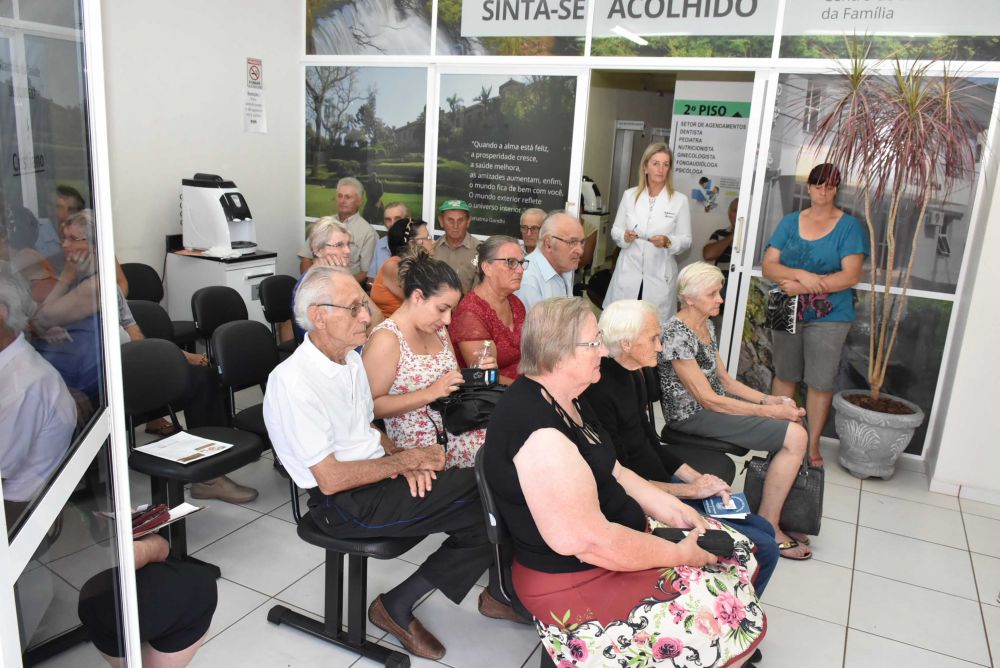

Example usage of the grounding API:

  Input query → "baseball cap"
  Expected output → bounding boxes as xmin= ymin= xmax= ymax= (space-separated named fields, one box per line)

xmin=438 ymin=199 xmax=471 ymax=213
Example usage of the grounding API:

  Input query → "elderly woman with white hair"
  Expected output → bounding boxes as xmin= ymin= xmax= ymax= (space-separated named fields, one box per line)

xmin=659 ymin=262 xmax=812 ymax=560
xmin=582 ymin=299 xmax=779 ymax=596
xmin=484 ymin=297 xmax=765 ymax=668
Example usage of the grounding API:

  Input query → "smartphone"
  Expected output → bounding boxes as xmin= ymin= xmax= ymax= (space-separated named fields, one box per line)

xmin=459 ymin=367 xmax=498 ymax=388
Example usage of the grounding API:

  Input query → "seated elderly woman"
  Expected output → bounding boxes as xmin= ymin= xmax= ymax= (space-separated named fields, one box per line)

xmin=370 ymin=218 xmax=435 ymax=318
xmin=363 ymin=253 xmax=495 ymax=469
xmin=484 ymin=297 xmax=765 ymax=668
xmin=660 ymin=262 xmax=811 ymax=559
xmin=450 ymin=235 xmax=527 ymax=384
xmin=582 ymin=299 xmax=779 ymax=595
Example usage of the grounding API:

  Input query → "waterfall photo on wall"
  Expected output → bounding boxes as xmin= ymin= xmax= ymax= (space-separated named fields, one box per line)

xmin=305 ymin=66 xmax=427 ymax=222
xmin=436 ymin=74 xmax=576 ymax=237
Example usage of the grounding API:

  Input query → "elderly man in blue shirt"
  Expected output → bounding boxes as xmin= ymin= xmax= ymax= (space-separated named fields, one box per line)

xmin=514 ymin=211 xmax=585 ymax=311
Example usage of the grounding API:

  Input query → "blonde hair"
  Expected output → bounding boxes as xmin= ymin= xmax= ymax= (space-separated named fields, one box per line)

xmin=634 ymin=142 xmax=674 ymax=203
xmin=519 ymin=297 xmax=593 ymax=376
xmin=677 ymin=262 xmax=725 ymax=307
xmin=599 ymin=300 xmax=659 ymax=358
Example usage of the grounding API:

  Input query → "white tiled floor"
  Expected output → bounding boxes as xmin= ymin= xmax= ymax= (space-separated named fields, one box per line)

xmin=30 ymin=429 xmax=1000 ymax=667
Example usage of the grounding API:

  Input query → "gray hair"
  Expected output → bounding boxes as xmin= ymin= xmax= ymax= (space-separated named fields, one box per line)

xmin=0 ymin=268 xmax=35 ymax=336
xmin=677 ymin=261 xmax=725 ymax=306
xmin=519 ymin=297 xmax=593 ymax=376
xmin=308 ymin=217 xmax=350 ymax=256
xmin=293 ymin=265 xmax=352 ymax=332
xmin=537 ymin=209 xmax=568 ymax=242
xmin=473 ymin=235 xmax=520 ymax=286
xmin=384 ymin=202 xmax=409 ymax=216
xmin=337 ymin=177 xmax=363 ymax=199
xmin=599 ymin=300 xmax=659 ymax=358
xmin=520 ymin=208 xmax=545 ymax=225
xmin=64 ymin=209 xmax=96 ymax=246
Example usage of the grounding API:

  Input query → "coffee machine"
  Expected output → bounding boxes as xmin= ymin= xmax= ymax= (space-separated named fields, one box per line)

xmin=181 ymin=173 xmax=257 ymax=255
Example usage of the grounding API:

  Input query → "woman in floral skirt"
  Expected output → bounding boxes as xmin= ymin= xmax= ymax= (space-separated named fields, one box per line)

xmin=483 ymin=297 xmax=764 ymax=667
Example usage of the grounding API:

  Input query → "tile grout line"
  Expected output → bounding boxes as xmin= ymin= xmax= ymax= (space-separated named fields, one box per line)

xmin=961 ymin=509 xmax=997 ymax=668
xmin=859 ymin=486 xmax=963 ymax=512
xmin=187 ymin=507 xmax=270 ymax=557
xmin=841 ymin=480 xmax=861 ymax=668
xmin=842 ymin=627 xmax=992 ymax=667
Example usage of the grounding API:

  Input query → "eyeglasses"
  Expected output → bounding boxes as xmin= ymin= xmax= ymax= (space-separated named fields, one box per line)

xmin=411 ymin=235 xmax=433 ymax=244
xmin=519 ymin=225 xmax=541 ymax=233
xmin=550 ymin=235 xmax=585 ymax=248
xmin=487 ymin=258 xmax=530 ymax=270
xmin=322 ymin=241 xmax=350 ymax=250
xmin=575 ymin=331 xmax=604 ymax=349
xmin=315 ymin=298 xmax=370 ymax=318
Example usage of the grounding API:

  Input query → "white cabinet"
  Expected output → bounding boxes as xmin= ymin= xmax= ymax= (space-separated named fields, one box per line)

xmin=165 ymin=251 xmax=277 ymax=325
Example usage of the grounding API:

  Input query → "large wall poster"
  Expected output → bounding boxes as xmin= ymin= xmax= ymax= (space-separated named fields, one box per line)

xmin=305 ymin=66 xmax=426 ymax=226
xmin=307 ymin=0 xmax=439 ymax=55
xmin=436 ymin=74 xmax=576 ymax=237
xmin=436 ymin=0 xmax=585 ymax=55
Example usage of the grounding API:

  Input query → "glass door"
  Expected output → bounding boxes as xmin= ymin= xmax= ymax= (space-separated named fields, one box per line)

xmin=0 ymin=1 xmax=139 ymax=665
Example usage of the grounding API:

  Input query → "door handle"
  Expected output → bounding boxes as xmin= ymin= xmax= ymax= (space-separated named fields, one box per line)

xmin=732 ymin=216 xmax=745 ymax=254
xmin=245 ymin=272 xmax=273 ymax=281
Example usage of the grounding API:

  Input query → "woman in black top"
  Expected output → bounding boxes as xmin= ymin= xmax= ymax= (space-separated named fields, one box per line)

xmin=582 ymin=299 xmax=779 ymax=595
xmin=483 ymin=297 xmax=765 ymax=668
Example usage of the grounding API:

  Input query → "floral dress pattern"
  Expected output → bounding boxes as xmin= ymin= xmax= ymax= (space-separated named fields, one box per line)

xmin=532 ymin=517 xmax=764 ymax=668
xmin=657 ymin=317 xmax=725 ymax=423
xmin=373 ymin=318 xmax=485 ymax=468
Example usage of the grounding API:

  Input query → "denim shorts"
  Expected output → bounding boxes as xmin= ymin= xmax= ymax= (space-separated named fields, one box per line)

xmin=771 ymin=320 xmax=851 ymax=391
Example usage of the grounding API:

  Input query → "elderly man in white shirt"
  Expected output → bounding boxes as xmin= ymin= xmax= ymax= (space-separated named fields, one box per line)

xmin=514 ymin=211 xmax=585 ymax=311
xmin=263 ymin=266 xmax=522 ymax=661
xmin=0 ymin=269 xmax=75 ymax=527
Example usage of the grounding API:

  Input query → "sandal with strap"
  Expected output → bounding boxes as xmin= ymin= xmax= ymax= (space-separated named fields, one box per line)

xmin=808 ymin=453 xmax=825 ymax=469
xmin=784 ymin=530 xmax=811 ymax=546
xmin=778 ymin=539 xmax=812 ymax=561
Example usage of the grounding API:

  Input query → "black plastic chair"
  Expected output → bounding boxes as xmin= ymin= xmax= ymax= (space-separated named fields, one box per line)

xmin=121 ymin=338 xmax=266 ymax=573
xmin=127 ymin=300 xmax=175 ymax=342
xmin=211 ymin=320 xmax=278 ymax=440
xmin=267 ymin=481 xmax=420 ymax=667
xmin=473 ymin=448 xmax=554 ymax=668
xmin=121 ymin=262 xmax=197 ymax=351
xmin=259 ymin=274 xmax=298 ymax=358
xmin=191 ymin=285 xmax=248 ymax=362
xmin=642 ymin=367 xmax=748 ymax=484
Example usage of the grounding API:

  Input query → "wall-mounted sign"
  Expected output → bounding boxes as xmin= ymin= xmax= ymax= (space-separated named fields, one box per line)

xmin=782 ymin=0 xmax=1000 ymax=36
xmin=461 ymin=0 xmax=588 ymax=36
xmin=593 ymin=0 xmax=779 ymax=37
xmin=243 ymin=57 xmax=267 ymax=133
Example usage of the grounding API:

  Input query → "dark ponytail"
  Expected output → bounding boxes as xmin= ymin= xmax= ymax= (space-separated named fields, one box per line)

xmin=397 ymin=251 xmax=462 ymax=299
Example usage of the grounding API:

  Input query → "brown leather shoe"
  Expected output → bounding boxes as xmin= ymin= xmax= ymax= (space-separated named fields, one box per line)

xmin=368 ymin=595 xmax=445 ymax=660
xmin=478 ymin=589 xmax=533 ymax=625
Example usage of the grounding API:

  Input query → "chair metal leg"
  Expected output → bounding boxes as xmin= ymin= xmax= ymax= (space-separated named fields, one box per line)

xmin=149 ymin=477 xmax=221 ymax=578
xmin=324 ymin=551 xmax=345 ymax=637
xmin=347 ymin=554 xmax=367 ymax=646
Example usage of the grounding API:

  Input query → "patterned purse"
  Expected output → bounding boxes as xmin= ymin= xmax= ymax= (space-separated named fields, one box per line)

xmin=743 ymin=455 xmax=824 ymax=535
xmin=765 ymin=287 xmax=798 ymax=334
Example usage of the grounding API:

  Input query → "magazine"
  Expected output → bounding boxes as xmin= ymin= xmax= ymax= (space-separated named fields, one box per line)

xmin=703 ymin=492 xmax=750 ymax=520
xmin=134 ymin=431 xmax=233 ymax=464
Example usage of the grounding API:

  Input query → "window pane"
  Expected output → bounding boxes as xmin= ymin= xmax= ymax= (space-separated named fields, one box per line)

xmin=16 ymin=441 xmax=125 ymax=663
xmin=308 ymin=0 xmax=434 ymax=55
xmin=2 ymin=20 xmax=104 ymax=537
xmin=437 ymin=74 xmax=577 ymax=237
xmin=753 ymin=72 xmax=995 ymax=295
xmin=19 ymin=0 xmax=80 ymax=29
xmin=435 ymin=0 xmax=586 ymax=55
xmin=305 ymin=66 xmax=426 ymax=230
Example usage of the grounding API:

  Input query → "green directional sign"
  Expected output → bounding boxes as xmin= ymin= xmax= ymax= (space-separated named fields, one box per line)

xmin=673 ymin=99 xmax=751 ymax=118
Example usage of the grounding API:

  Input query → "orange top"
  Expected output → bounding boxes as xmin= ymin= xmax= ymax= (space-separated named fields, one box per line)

xmin=371 ymin=263 xmax=403 ymax=318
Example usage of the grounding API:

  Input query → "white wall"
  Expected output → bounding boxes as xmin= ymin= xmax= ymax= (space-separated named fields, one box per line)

xmin=101 ymin=0 xmax=304 ymax=280
xmin=928 ymin=164 xmax=1000 ymax=501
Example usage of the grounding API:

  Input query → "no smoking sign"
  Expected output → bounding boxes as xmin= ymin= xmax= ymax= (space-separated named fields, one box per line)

xmin=247 ymin=58 xmax=262 ymax=88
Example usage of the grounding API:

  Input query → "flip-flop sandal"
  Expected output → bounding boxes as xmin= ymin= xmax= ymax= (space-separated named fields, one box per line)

xmin=808 ymin=454 xmax=825 ymax=469
xmin=784 ymin=530 xmax=811 ymax=546
xmin=778 ymin=539 xmax=812 ymax=560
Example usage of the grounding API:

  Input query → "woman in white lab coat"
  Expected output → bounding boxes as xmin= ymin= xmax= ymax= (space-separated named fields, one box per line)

xmin=604 ymin=142 xmax=692 ymax=320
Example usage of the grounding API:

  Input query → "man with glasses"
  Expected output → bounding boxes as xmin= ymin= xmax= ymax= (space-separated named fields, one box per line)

xmin=515 ymin=211 xmax=585 ymax=311
xmin=264 ymin=266 xmax=516 ymax=660
xmin=368 ymin=201 xmax=409 ymax=279
xmin=518 ymin=208 xmax=545 ymax=255
xmin=432 ymin=199 xmax=478 ymax=293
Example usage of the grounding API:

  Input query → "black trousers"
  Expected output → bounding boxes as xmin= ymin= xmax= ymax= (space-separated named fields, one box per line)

xmin=308 ymin=467 xmax=492 ymax=605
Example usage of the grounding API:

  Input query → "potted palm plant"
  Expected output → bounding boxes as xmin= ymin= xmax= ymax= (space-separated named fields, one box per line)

xmin=807 ymin=37 xmax=982 ymax=478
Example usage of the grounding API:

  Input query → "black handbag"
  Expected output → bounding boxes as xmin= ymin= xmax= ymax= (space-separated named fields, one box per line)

xmin=765 ymin=287 xmax=798 ymax=334
xmin=430 ymin=385 xmax=506 ymax=435
xmin=743 ymin=455 xmax=824 ymax=535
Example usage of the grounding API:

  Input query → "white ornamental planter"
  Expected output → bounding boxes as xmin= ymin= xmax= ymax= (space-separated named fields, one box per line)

xmin=833 ymin=390 xmax=925 ymax=480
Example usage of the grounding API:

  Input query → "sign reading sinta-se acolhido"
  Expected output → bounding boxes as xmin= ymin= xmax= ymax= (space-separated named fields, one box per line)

xmin=462 ymin=0 xmax=776 ymax=38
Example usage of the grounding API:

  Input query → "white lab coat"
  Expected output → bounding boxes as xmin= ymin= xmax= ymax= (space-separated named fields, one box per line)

xmin=604 ymin=187 xmax=692 ymax=320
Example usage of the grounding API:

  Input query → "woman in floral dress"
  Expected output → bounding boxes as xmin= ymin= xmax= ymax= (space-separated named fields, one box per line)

xmin=363 ymin=252 xmax=495 ymax=469
xmin=484 ymin=297 xmax=765 ymax=667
